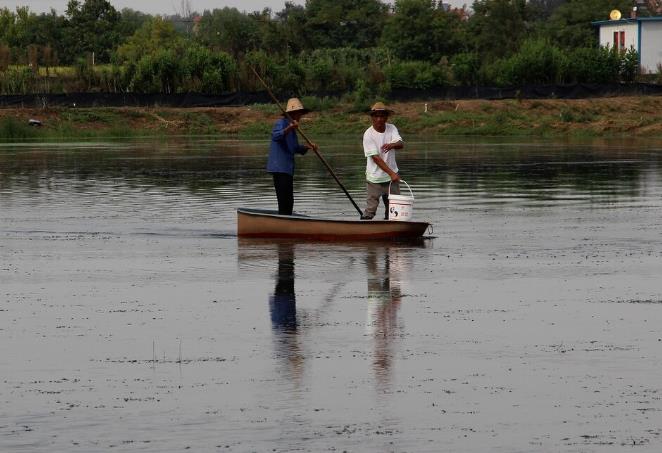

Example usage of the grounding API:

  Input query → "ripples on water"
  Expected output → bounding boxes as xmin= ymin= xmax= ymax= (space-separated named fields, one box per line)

xmin=2 ymin=137 xmax=662 ymax=229
xmin=2 ymin=137 xmax=662 ymax=452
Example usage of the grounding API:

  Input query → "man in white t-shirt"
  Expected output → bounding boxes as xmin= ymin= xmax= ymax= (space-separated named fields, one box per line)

xmin=361 ymin=102 xmax=402 ymax=220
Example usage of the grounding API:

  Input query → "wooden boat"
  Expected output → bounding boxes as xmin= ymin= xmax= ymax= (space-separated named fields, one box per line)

xmin=237 ymin=208 xmax=430 ymax=240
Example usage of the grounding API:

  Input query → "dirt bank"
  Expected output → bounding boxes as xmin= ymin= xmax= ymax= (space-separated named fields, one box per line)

xmin=1 ymin=96 xmax=662 ymax=138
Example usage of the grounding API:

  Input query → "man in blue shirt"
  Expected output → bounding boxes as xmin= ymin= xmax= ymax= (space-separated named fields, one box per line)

xmin=267 ymin=98 xmax=317 ymax=215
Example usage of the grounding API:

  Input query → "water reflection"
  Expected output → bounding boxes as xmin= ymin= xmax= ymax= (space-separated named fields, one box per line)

xmin=366 ymin=246 xmax=401 ymax=391
xmin=2 ymin=139 xmax=661 ymax=207
xmin=269 ymin=243 xmax=297 ymax=331
xmin=364 ymin=243 xmax=417 ymax=393
xmin=269 ymin=243 xmax=304 ymax=386
xmin=5 ymin=138 xmax=662 ymax=451
xmin=238 ymin=238 xmax=425 ymax=395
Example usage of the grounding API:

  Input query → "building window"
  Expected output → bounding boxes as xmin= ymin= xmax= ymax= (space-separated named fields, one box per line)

xmin=613 ymin=31 xmax=626 ymax=51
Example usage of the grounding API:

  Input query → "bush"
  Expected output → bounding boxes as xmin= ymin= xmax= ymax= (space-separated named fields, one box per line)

xmin=620 ymin=47 xmax=639 ymax=83
xmin=0 ymin=44 xmax=11 ymax=71
xmin=480 ymin=43 xmax=638 ymax=86
xmin=0 ymin=67 xmax=37 ymax=94
xmin=300 ymin=95 xmax=337 ymax=111
xmin=385 ymin=61 xmax=446 ymax=89
xmin=243 ymin=50 xmax=278 ymax=91
xmin=275 ymin=58 xmax=306 ymax=95
xmin=0 ymin=116 xmax=35 ymax=140
xmin=478 ymin=58 xmax=516 ymax=87
xmin=350 ymin=78 xmax=374 ymax=111
xmin=299 ymin=47 xmax=390 ymax=92
xmin=97 ymin=65 xmax=124 ymax=92
xmin=567 ymin=46 xmax=621 ymax=84
xmin=74 ymin=56 xmax=97 ymax=91
xmin=506 ymin=39 xmax=568 ymax=85
xmin=182 ymin=46 xmax=237 ymax=93
xmin=451 ymin=53 xmax=480 ymax=86
xmin=305 ymin=56 xmax=334 ymax=91
xmin=128 ymin=49 xmax=181 ymax=93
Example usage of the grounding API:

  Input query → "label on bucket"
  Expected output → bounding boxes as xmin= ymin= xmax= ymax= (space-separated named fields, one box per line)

xmin=388 ymin=195 xmax=413 ymax=221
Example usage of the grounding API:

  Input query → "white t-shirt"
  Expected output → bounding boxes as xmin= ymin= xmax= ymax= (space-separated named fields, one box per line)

xmin=363 ymin=123 xmax=402 ymax=183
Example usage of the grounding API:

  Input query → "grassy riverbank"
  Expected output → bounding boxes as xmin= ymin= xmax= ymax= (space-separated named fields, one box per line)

xmin=1 ymin=96 xmax=662 ymax=140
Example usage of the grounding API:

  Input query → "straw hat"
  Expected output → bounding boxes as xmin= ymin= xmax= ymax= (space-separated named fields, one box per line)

xmin=285 ymin=98 xmax=310 ymax=114
xmin=368 ymin=102 xmax=394 ymax=115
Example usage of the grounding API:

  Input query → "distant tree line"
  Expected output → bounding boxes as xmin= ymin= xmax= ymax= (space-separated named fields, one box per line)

xmin=0 ymin=0 xmax=657 ymax=96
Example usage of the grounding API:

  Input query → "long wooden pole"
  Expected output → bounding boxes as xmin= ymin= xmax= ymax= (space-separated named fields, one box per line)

xmin=251 ymin=67 xmax=364 ymax=217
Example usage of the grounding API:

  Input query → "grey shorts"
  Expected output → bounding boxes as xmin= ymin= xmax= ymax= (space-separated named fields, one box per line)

xmin=364 ymin=180 xmax=400 ymax=219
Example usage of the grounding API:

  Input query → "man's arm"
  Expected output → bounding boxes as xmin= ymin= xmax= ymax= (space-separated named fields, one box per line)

xmin=381 ymin=140 xmax=403 ymax=152
xmin=272 ymin=119 xmax=299 ymax=142
xmin=371 ymin=155 xmax=400 ymax=182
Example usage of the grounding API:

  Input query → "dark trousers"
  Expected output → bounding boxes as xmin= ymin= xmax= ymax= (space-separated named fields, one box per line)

xmin=272 ymin=172 xmax=294 ymax=215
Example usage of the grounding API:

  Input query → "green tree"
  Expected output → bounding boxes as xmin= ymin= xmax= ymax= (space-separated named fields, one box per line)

xmin=468 ymin=0 xmax=531 ymax=60
xmin=382 ymin=0 xmax=468 ymax=61
xmin=64 ymin=0 xmax=121 ymax=63
xmin=196 ymin=8 xmax=260 ymax=58
xmin=116 ymin=8 xmax=152 ymax=40
xmin=0 ymin=8 xmax=13 ymax=44
xmin=248 ymin=8 xmax=289 ymax=56
xmin=115 ymin=16 xmax=184 ymax=92
xmin=34 ymin=10 xmax=67 ymax=66
xmin=115 ymin=17 xmax=183 ymax=64
xmin=528 ymin=0 xmax=567 ymax=20
xmin=273 ymin=2 xmax=308 ymax=55
xmin=544 ymin=0 xmax=633 ymax=49
xmin=303 ymin=0 xmax=388 ymax=49
xmin=1 ymin=7 xmax=40 ymax=55
xmin=0 ymin=7 xmax=65 ymax=68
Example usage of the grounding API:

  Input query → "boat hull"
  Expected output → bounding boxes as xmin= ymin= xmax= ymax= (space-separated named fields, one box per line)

xmin=237 ymin=208 xmax=429 ymax=240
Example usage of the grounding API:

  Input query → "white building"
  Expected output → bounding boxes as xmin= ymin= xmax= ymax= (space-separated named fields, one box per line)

xmin=592 ymin=15 xmax=662 ymax=73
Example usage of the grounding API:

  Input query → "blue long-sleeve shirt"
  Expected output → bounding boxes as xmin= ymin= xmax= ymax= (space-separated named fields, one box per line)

xmin=266 ymin=117 xmax=308 ymax=175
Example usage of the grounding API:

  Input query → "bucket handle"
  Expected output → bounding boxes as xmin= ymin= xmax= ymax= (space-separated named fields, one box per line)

xmin=388 ymin=179 xmax=414 ymax=199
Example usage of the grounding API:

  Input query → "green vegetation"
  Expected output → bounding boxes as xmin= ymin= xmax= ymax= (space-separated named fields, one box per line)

xmin=3 ymin=95 xmax=662 ymax=141
xmin=0 ymin=116 xmax=33 ymax=139
xmin=0 ymin=0 xmax=659 ymax=97
xmin=0 ymin=108 xmax=141 ymax=140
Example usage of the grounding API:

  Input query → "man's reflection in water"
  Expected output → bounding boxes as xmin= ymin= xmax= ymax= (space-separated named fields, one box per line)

xmin=269 ymin=243 xmax=304 ymax=386
xmin=365 ymin=245 xmax=403 ymax=392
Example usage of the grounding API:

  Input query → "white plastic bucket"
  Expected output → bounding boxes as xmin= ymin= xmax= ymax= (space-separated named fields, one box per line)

xmin=388 ymin=180 xmax=414 ymax=221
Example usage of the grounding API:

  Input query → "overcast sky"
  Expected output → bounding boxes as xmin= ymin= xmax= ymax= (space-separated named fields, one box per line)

xmin=4 ymin=0 xmax=471 ymax=16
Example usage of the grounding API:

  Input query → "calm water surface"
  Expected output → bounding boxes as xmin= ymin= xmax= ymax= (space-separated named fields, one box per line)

xmin=1 ymin=137 xmax=662 ymax=452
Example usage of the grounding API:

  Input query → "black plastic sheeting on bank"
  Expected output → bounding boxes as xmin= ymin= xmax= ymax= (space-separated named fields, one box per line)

xmin=1 ymin=83 xmax=661 ymax=108
xmin=388 ymin=83 xmax=662 ymax=101
xmin=0 ymin=91 xmax=275 ymax=109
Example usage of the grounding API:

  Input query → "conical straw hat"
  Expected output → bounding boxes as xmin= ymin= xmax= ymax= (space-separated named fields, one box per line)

xmin=368 ymin=101 xmax=394 ymax=115
xmin=285 ymin=98 xmax=310 ymax=114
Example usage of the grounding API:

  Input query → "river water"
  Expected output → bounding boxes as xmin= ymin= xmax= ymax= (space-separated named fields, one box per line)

xmin=1 ymin=137 xmax=662 ymax=452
